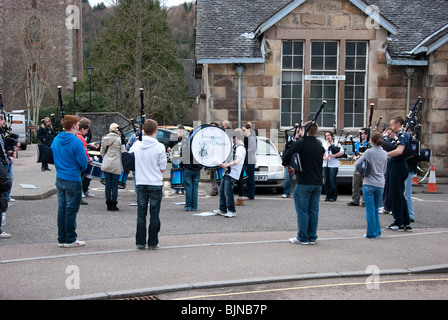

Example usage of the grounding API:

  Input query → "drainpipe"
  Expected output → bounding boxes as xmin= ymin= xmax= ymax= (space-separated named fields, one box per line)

xmin=234 ymin=65 xmax=245 ymax=128
xmin=405 ymin=67 xmax=415 ymax=114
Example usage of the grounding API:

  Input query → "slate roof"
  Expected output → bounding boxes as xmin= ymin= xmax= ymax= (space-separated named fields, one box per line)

xmin=195 ymin=0 xmax=292 ymax=62
xmin=195 ymin=0 xmax=448 ymax=63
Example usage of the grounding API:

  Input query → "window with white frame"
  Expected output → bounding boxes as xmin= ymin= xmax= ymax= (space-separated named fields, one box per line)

xmin=280 ymin=40 xmax=368 ymax=130
xmin=281 ymin=41 xmax=304 ymax=127
xmin=344 ymin=41 xmax=368 ymax=128
xmin=310 ymin=41 xmax=338 ymax=128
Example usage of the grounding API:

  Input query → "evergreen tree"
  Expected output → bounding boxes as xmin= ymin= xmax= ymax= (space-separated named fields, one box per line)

xmin=89 ymin=0 xmax=190 ymax=123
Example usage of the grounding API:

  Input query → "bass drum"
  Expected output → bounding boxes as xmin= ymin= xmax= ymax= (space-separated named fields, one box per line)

xmin=189 ymin=124 xmax=232 ymax=168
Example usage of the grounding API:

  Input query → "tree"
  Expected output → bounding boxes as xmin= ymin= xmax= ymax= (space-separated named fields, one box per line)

xmin=2 ymin=12 xmax=66 ymax=124
xmin=89 ymin=0 xmax=190 ymax=123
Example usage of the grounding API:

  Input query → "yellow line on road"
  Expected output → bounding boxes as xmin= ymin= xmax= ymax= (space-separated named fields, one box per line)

xmin=173 ymin=278 xmax=448 ymax=300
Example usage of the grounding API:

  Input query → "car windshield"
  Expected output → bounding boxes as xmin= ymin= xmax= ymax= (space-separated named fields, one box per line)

xmin=256 ymin=138 xmax=278 ymax=156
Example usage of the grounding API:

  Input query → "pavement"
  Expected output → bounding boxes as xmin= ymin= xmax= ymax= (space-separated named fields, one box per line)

xmin=1 ymin=144 xmax=448 ymax=300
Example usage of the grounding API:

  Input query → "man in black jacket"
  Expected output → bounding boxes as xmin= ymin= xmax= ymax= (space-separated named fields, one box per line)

xmin=282 ymin=121 xmax=324 ymax=245
xmin=0 ymin=163 xmax=12 ymax=239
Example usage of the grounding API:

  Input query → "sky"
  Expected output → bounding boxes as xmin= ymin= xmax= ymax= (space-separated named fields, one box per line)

xmin=88 ymin=0 xmax=193 ymax=8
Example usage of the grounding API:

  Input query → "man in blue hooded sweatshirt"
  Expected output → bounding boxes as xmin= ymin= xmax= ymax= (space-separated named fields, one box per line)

xmin=52 ymin=115 xmax=88 ymax=248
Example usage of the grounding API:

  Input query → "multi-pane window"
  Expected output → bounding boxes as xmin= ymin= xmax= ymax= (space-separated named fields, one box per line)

xmin=310 ymin=41 xmax=338 ymax=127
xmin=344 ymin=42 xmax=368 ymax=128
xmin=281 ymin=41 xmax=303 ymax=127
xmin=280 ymin=40 xmax=368 ymax=130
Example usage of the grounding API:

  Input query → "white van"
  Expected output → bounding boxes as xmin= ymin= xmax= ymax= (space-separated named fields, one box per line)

xmin=6 ymin=111 xmax=28 ymax=150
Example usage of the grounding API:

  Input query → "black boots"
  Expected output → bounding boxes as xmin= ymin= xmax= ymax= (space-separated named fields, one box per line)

xmin=106 ymin=200 xmax=119 ymax=211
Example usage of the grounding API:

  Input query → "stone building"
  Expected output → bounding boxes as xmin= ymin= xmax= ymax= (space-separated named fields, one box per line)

xmin=195 ymin=0 xmax=448 ymax=181
xmin=0 ymin=0 xmax=82 ymax=113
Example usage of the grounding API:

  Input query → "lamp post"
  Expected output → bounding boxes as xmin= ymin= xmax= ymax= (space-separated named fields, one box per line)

xmin=115 ymin=77 xmax=120 ymax=112
xmin=72 ymin=75 xmax=77 ymax=115
xmin=87 ymin=64 xmax=94 ymax=112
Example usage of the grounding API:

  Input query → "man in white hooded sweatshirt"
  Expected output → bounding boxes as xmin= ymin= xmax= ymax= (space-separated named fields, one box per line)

xmin=130 ymin=119 xmax=167 ymax=250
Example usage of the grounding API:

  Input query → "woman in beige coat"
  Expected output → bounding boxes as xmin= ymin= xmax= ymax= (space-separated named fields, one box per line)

xmin=101 ymin=123 xmax=125 ymax=211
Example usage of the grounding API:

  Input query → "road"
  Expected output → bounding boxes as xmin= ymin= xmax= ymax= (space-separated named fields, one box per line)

xmin=1 ymin=144 xmax=447 ymax=302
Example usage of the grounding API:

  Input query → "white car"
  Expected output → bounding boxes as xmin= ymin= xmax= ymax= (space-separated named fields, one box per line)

xmin=254 ymin=136 xmax=285 ymax=191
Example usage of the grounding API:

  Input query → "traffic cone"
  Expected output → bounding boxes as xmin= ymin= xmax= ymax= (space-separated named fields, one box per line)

xmin=423 ymin=165 xmax=440 ymax=193
xmin=412 ymin=174 xmax=421 ymax=186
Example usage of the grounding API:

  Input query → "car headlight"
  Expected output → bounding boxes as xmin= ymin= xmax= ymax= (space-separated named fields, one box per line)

xmin=270 ymin=165 xmax=284 ymax=172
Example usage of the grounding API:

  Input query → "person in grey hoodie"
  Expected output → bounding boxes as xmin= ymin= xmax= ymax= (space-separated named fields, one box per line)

xmin=101 ymin=123 xmax=125 ymax=211
xmin=355 ymin=132 xmax=388 ymax=239
xmin=130 ymin=119 xmax=167 ymax=249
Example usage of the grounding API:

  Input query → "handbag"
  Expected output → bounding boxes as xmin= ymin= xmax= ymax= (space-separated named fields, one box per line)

xmin=37 ymin=144 xmax=54 ymax=164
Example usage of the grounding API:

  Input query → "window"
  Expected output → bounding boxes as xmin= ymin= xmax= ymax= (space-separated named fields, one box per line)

xmin=310 ymin=41 xmax=338 ymax=127
xmin=281 ymin=41 xmax=303 ymax=127
xmin=344 ymin=42 xmax=368 ymax=128
xmin=280 ymin=40 xmax=368 ymax=130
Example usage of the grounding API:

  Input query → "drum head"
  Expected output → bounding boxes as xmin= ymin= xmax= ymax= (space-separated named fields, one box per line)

xmin=190 ymin=125 xmax=232 ymax=168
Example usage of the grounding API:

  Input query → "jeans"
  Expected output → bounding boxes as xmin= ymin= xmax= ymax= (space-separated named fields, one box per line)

xmin=244 ymin=164 xmax=256 ymax=199
xmin=56 ymin=178 xmax=82 ymax=244
xmin=184 ymin=168 xmax=201 ymax=211
xmin=283 ymin=168 xmax=293 ymax=196
xmin=104 ymin=172 xmax=120 ymax=202
xmin=136 ymin=185 xmax=162 ymax=247
xmin=323 ymin=166 xmax=338 ymax=200
xmin=362 ymin=185 xmax=383 ymax=238
xmin=404 ymin=172 xmax=415 ymax=220
xmin=293 ymin=184 xmax=322 ymax=242
xmin=3 ymin=163 xmax=13 ymax=200
xmin=219 ymin=175 xmax=235 ymax=213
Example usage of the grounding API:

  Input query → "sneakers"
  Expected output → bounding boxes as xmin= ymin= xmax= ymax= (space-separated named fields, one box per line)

xmin=212 ymin=209 xmax=236 ymax=218
xmin=84 ymin=190 xmax=95 ymax=197
xmin=289 ymin=237 xmax=315 ymax=245
xmin=0 ymin=232 xmax=12 ymax=239
xmin=64 ymin=240 xmax=85 ymax=248
xmin=223 ymin=211 xmax=236 ymax=218
xmin=148 ymin=244 xmax=160 ymax=250
xmin=281 ymin=194 xmax=290 ymax=198
xmin=379 ymin=207 xmax=392 ymax=215
xmin=386 ymin=223 xmax=412 ymax=231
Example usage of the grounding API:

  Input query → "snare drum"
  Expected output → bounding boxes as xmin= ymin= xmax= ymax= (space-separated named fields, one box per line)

xmin=170 ymin=168 xmax=184 ymax=189
xmin=214 ymin=167 xmax=225 ymax=183
xmin=84 ymin=161 xmax=103 ymax=181
xmin=100 ymin=171 xmax=129 ymax=189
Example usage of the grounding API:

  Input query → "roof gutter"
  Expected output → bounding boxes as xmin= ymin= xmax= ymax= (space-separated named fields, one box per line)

xmin=386 ymin=51 xmax=428 ymax=66
xmin=196 ymin=58 xmax=265 ymax=64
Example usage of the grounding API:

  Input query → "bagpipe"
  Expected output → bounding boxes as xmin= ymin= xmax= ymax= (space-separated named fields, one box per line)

xmin=289 ymin=100 xmax=326 ymax=172
xmin=381 ymin=97 xmax=430 ymax=162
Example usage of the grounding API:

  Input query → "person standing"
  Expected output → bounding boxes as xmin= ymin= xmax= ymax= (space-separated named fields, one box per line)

xmin=180 ymin=132 xmax=203 ymax=212
xmin=213 ymin=128 xmax=246 ymax=218
xmin=130 ymin=119 xmax=167 ymax=250
xmin=355 ymin=132 xmax=388 ymax=239
xmin=282 ymin=121 xmax=325 ymax=245
xmin=37 ymin=117 xmax=55 ymax=171
xmin=0 ymin=162 xmax=12 ymax=239
xmin=386 ymin=116 xmax=412 ymax=231
xmin=76 ymin=118 xmax=93 ymax=205
xmin=347 ymin=128 xmax=369 ymax=206
xmin=323 ymin=131 xmax=344 ymax=202
xmin=243 ymin=123 xmax=257 ymax=200
xmin=168 ymin=125 xmax=185 ymax=195
xmin=101 ymin=123 xmax=125 ymax=211
xmin=52 ymin=115 xmax=89 ymax=248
